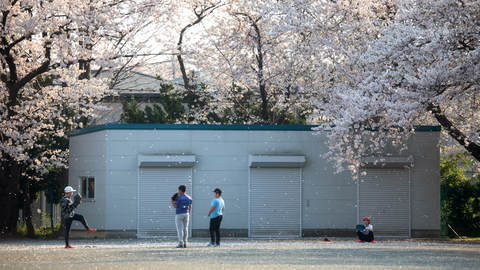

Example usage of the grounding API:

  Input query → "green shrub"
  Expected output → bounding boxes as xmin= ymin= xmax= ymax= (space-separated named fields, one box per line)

xmin=17 ymin=213 xmax=61 ymax=239
xmin=441 ymin=152 xmax=480 ymax=237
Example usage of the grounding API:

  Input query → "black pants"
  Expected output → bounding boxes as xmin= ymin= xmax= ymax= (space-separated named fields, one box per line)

xmin=209 ymin=215 xmax=223 ymax=244
xmin=357 ymin=230 xmax=374 ymax=242
xmin=65 ymin=214 xmax=89 ymax=245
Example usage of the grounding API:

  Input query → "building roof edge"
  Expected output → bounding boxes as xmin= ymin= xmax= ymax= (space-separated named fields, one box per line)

xmin=67 ymin=123 xmax=441 ymax=137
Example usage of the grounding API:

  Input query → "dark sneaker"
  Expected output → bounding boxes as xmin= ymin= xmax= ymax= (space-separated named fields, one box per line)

xmin=86 ymin=228 xmax=97 ymax=233
xmin=183 ymin=244 xmax=187 ymax=248
xmin=176 ymin=244 xmax=184 ymax=248
xmin=65 ymin=244 xmax=74 ymax=249
xmin=207 ymin=242 xmax=216 ymax=247
xmin=215 ymin=243 xmax=220 ymax=247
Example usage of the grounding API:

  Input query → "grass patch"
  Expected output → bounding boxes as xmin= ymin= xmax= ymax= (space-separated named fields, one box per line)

xmin=17 ymin=222 xmax=61 ymax=239
xmin=450 ymin=237 xmax=480 ymax=242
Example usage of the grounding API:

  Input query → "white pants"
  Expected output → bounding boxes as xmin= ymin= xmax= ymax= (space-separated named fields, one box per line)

xmin=175 ymin=213 xmax=189 ymax=245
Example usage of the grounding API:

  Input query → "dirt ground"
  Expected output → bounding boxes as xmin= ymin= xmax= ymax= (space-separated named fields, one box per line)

xmin=0 ymin=237 xmax=479 ymax=270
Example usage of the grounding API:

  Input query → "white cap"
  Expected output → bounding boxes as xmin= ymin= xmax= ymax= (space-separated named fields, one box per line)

xmin=64 ymin=186 xmax=76 ymax=193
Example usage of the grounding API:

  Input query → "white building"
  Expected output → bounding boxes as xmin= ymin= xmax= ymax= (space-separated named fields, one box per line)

xmin=90 ymin=70 xmax=183 ymax=126
xmin=68 ymin=124 xmax=441 ymax=239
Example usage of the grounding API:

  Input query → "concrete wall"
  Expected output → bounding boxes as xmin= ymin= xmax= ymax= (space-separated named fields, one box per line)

xmin=68 ymin=124 xmax=441 ymax=238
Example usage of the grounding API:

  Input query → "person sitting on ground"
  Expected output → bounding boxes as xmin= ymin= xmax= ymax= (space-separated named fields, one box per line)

xmin=356 ymin=216 xmax=375 ymax=243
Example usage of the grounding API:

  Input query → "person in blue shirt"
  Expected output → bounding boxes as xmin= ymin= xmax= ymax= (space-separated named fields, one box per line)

xmin=207 ymin=188 xmax=225 ymax=247
xmin=171 ymin=184 xmax=192 ymax=248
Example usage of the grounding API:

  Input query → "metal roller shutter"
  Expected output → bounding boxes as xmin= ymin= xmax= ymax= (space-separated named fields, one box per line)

xmin=249 ymin=168 xmax=302 ymax=237
xmin=138 ymin=168 xmax=192 ymax=238
xmin=358 ymin=168 xmax=410 ymax=237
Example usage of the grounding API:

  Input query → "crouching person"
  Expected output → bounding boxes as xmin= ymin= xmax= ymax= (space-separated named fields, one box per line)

xmin=356 ymin=216 xmax=375 ymax=243
xmin=62 ymin=186 xmax=97 ymax=248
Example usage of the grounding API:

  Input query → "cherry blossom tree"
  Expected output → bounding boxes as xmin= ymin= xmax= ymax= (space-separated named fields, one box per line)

xmin=172 ymin=0 xmax=224 ymax=123
xmin=312 ymin=0 xmax=480 ymax=173
xmin=153 ymin=1 xmax=319 ymax=124
xmin=0 ymin=0 xmax=169 ymax=236
xmin=202 ymin=1 xmax=323 ymax=124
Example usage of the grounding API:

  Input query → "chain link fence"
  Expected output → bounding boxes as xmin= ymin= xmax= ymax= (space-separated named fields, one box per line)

xmin=18 ymin=190 xmax=61 ymax=229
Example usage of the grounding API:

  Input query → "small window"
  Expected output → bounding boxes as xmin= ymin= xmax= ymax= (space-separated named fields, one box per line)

xmin=79 ymin=177 xmax=95 ymax=200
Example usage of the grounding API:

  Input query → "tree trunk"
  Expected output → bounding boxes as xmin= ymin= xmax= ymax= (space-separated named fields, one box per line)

xmin=175 ymin=5 xmax=223 ymax=124
xmin=0 ymin=158 xmax=21 ymax=235
xmin=51 ymin=168 xmax=69 ymax=238
xmin=177 ymin=48 xmax=222 ymax=124
xmin=20 ymin=175 xmax=35 ymax=238
xmin=250 ymin=17 xmax=268 ymax=123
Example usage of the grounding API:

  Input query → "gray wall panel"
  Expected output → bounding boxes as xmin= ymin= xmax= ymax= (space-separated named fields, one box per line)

xmin=303 ymin=186 xmax=357 ymax=200
xmin=107 ymin=155 xmax=138 ymax=171
xmin=105 ymin=171 xmax=138 ymax=185
xmin=69 ymin=132 xmax=108 ymax=231
xmin=194 ymin=156 xmax=249 ymax=171
xmin=191 ymin=142 xmax=249 ymax=155
xmin=106 ymin=186 xmax=137 ymax=202
xmin=410 ymin=156 xmax=440 ymax=172
xmin=138 ymin=130 xmax=192 ymax=141
xmin=303 ymin=214 xmax=357 ymax=229
xmin=70 ymin=141 xmax=107 ymax=157
xmin=247 ymin=142 xmax=304 ymax=154
xmin=136 ymin=141 xmax=193 ymax=154
xmin=104 ymin=199 xmax=137 ymax=216
xmin=107 ymin=215 xmax=138 ymax=231
xmin=108 ymin=141 xmax=139 ymax=156
xmin=106 ymin=130 xmax=140 ymax=141
xmin=411 ymin=198 xmax=441 ymax=229
xmin=192 ymin=185 xmax=247 ymax=200
xmin=303 ymin=199 xmax=357 ymax=215
xmin=411 ymin=132 xmax=440 ymax=143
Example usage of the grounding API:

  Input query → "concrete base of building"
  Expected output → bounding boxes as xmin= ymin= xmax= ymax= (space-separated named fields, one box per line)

xmin=69 ymin=230 xmax=137 ymax=239
xmin=303 ymin=229 xmax=441 ymax=238
xmin=411 ymin=229 xmax=441 ymax=238
xmin=70 ymin=229 xmax=249 ymax=239
xmin=69 ymin=228 xmax=441 ymax=239
xmin=302 ymin=229 xmax=354 ymax=238
xmin=192 ymin=229 xmax=248 ymax=238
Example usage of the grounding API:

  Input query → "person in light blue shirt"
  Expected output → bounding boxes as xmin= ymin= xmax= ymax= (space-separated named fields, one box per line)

xmin=207 ymin=188 xmax=225 ymax=247
xmin=171 ymin=184 xmax=192 ymax=248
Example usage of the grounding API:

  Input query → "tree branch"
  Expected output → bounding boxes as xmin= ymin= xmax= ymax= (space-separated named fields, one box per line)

xmin=176 ymin=2 xmax=224 ymax=123
xmin=427 ymin=102 xmax=480 ymax=162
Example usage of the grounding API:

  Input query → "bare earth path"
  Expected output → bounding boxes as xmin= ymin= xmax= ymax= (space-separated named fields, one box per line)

xmin=0 ymin=238 xmax=479 ymax=269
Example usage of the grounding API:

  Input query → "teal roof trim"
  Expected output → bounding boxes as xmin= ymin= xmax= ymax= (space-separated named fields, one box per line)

xmin=68 ymin=124 xmax=318 ymax=137
xmin=67 ymin=123 xmax=441 ymax=137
